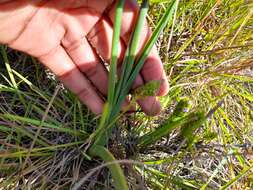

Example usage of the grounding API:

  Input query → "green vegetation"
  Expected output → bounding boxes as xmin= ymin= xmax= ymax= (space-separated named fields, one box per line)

xmin=0 ymin=0 xmax=253 ymax=189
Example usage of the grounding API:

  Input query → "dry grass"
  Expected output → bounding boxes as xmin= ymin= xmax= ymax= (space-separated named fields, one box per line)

xmin=0 ymin=0 xmax=253 ymax=189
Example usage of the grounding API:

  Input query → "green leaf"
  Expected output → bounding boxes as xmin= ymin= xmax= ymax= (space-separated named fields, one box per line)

xmin=133 ymin=80 xmax=161 ymax=98
xmin=88 ymin=145 xmax=128 ymax=190
xmin=180 ymin=111 xmax=206 ymax=147
xmin=138 ymin=112 xmax=200 ymax=148
xmin=107 ymin=0 xmax=125 ymax=109
xmin=116 ymin=0 xmax=180 ymax=112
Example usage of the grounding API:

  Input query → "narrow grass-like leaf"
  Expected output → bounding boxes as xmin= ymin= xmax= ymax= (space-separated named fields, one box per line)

xmin=107 ymin=0 xmax=125 ymax=108
xmin=0 ymin=46 xmax=26 ymax=107
xmin=170 ymin=98 xmax=190 ymax=120
xmin=138 ymin=112 xmax=203 ymax=147
xmin=0 ymin=125 xmax=12 ymax=133
xmin=138 ymin=98 xmax=191 ymax=147
xmin=121 ymin=0 xmax=149 ymax=85
xmin=220 ymin=165 xmax=253 ymax=190
xmin=88 ymin=145 xmax=128 ymax=190
xmin=1 ymin=114 xmax=87 ymax=137
xmin=181 ymin=111 xmax=206 ymax=147
xmin=115 ymin=0 xmax=179 ymax=114
xmin=94 ymin=0 xmax=150 ymax=146
xmin=199 ymin=158 xmax=227 ymax=190
xmin=114 ymin=0 xmax=149 ymax=107
xmin=0 ymin=141 xmax=82 ymax=158
xmin=0 ymin=46 xmax=17 ymax=89
xmin=91 ymin=103 xmax=109 ymax=144
xmin=146 ymin=167 xmax=198 ymax=189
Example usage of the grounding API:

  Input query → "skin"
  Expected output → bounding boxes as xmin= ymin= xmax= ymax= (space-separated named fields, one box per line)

xmin=0 ymin=0 xmax=169 ymax=115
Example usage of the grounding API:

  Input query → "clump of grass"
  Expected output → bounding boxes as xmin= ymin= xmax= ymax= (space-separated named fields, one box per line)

xmin=91 ymin=0 xmax=179 ymax=144
xmin=87 ymin=0 xmax=180 ymax=189
xmin=0 ymin=0 xmax=253 ymax=189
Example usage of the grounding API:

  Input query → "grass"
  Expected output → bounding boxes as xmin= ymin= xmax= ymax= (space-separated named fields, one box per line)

xmin=0 ymin=0 xmax=253 ymax=189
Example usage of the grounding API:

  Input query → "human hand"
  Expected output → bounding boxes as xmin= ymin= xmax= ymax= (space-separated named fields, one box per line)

xmin=0 ymin=0 xmax=169 ymax=115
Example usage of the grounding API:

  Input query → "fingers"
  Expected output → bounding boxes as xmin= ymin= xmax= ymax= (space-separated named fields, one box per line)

xmin=87 ymin=15 xmax=125 ymax=62
xmin=38 ymin=46 xmax=104 ymax=114
xmin=63 ymin=37 xmax=108 ymax=96
xmin=107 ymin=0 xmax=169 ymax=96
xmin=141 ymin=49 xmax=169 ymax=96
xmin=87 ymin=15 xmax=159 ymax=115
xmin=61 ymin=9 xmax=134 ymax=114
xmin=61 ymin=10 xmax=110 ymax=97
xmin=67 ymin=0 xmax=114 ymax=14
xmin=132 ymin=74 xmax=161 ymax=115
xmin=57 ymin=0 xmax=168 ymax=115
